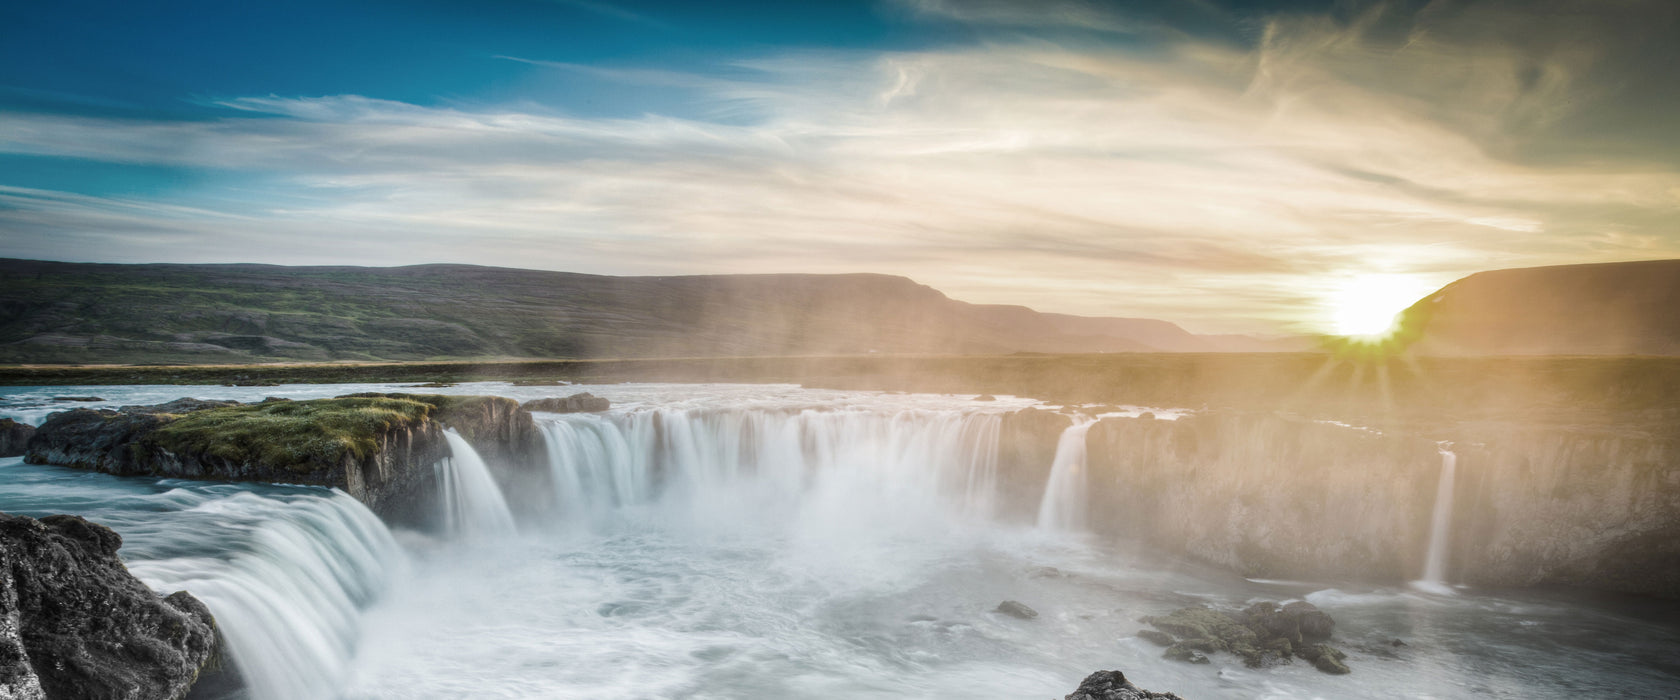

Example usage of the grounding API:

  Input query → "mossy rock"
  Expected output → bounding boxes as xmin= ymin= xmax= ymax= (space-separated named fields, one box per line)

xmin=143 ymin=396 xmax=440 ymax=474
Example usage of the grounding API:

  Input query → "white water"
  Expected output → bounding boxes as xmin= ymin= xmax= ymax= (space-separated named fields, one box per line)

xmin=535 ymin=407 xmax=1004 ymax=529
xmin=1417 ymin=447 xmax=1458 ymax=592
xmin=1036 ymin=419 xmax=1096 ymax=532
xmin=7 ymin=383 xmax=1680 ymax=699
xmin=439 ymin=430 xmax=518 ymax=538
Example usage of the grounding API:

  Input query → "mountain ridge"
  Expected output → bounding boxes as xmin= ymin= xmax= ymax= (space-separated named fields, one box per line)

xmin=0 ymin=258 xmax=1297 ymax=364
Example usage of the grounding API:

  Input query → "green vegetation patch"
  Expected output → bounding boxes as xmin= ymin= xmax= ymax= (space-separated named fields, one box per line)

xmin=144 ymin=396 xmax=440 ymax=474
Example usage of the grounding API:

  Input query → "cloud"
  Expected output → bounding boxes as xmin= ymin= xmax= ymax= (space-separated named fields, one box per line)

xmin=2 ymin=1 xmax=1678 ymax=333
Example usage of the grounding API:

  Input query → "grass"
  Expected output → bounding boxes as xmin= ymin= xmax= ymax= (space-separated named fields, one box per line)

xmin=144 ymin=396 xmax=440 ymax=474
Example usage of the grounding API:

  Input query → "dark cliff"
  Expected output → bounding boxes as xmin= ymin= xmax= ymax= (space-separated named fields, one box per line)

xmin=0 ymin=512 xmax=225 ymax=700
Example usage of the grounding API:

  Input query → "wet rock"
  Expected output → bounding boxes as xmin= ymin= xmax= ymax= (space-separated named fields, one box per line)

xmin=522 ymin=392 xmax=610 ymax=413
xmin=407 ymin=382 xmax=456 ymax=388
xmin=0 ymin=419 xmax=34 ymax=458
xmin=1 ymin=512 xmax=225 ymax=699
xmin=994 ymin=600 xmax=1038 ymax=620
xmin=1136 ymin=629 xmax=1175 ymax=647
xmin=1148 ymin=601 xmax=1349 ymax=674
xmin=973 ymin=394 xmax=996 ymax=401
xmin=49 ymin=396 xmax=103 ymax=402
xmin=1285 ymin=601 xmax=1335 ymax=643
xmin=1064 ymin=670 xmax=1185 ymax=700
xmin=1298 ymin=643 xmax=1351 ymax=674
xmin=1162 ymin=644 xmax=1210 ymax=664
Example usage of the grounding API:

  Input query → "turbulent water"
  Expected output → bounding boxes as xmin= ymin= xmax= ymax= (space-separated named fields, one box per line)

xmin=4 ymin=383 xmax=1680 ymax=699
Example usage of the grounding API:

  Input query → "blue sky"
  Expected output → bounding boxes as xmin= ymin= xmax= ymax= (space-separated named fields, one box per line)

xmin=2 ymin=0 xmax=1677 ymax=333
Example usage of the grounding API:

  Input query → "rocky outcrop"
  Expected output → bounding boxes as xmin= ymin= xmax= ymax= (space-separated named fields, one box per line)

xmin=1 ymin=512 xmax=224 ymax=699
xmin=24 ymin=395 xmax=545 ymax=527
xmin=522 ymin=392 xmax=610 ymax=413
xmin=1079 ymin=411 xmax=1680 ymax=596
xmin=0 ymin=419 xmax=34 ymax=458
xmin=1064 ymin=670 xmax=1184 ymax=700
xmin=1143 ymin=601 xmax=1346 ymax=673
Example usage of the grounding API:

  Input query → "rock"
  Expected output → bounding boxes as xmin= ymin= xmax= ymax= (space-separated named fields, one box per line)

xmin=1391 ymin=638 xmax=1407 ymax=647
xmin=1148 ymin=601 xmax=1348 ymax=674
xmin=24 ymin=394 xmax=542 ymax=527
xmin=1298 ymin=643 xmax=1351 ymax=674
xmin=973 ymin=394 xmax=996 ymax=401
xmin=407 ymin=382 xmax=456 ymax=388
xmin=0 ymin=512 xmax=225 ymax=699
xmin=1064 ymin=670 xmax=1185 ymax=700
xmin=994 ymin=600 xmax=1038 ymax=620
xmin=1135 ymin=629 xmax=1175 ymax=647
xmin=522 ymin=393 xmax=610 ymax=413
xmin=49 ymin=396 xmax=103 ymax=403
xmin=0 ymin=419 xmax=35 ymax=458
xmin=1162 ymin=644 xmax=1210 ymax=664
xmin=1284 ymin=601 xmax=1335 ymax=642
xmin=118 ymin=398 xmax=241 ymax=415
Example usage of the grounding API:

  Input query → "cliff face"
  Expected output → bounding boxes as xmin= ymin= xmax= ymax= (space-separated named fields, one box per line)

xmin=0 ymin=512 xmax=225 ymax=700
xmin=1066 ymin=413 xmax=1680 ymax=596
xmin=23 ymin=395 xmax=543 ymax=526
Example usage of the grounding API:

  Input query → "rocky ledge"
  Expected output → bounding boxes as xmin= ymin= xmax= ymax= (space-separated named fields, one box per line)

xmin=23 ymin=394 xmax=541 ymax=524
xmin=0 ymin=419 xmax=35 ymax=458
xmin=521 ymin=392 xmax=610 ymax=413
xmin=1139 ymin=601 xmax=1348 ymax=674
xmin=1 ymin=512 xmax=226 ymax=700
xmin=1064 ymin=670 xmax=1184 ymax=700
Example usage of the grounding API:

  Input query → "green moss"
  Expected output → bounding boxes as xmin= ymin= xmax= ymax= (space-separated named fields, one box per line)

xmin=144 ymin=396 xmax=439 ymax=474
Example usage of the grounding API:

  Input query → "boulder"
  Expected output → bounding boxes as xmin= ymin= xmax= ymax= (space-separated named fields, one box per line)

xmin=1135 ymin=629 xmax=1175 ymax=647
xmin=1 ymin=512 xmax=225 ymax=699
xmin=994 ymin=600 xmax=1038 ymax=620
xmin=1147 ymin=601 xmax=1349 ymax=673
xmin=521 ymin=393 xmax=610 ymax=413
xmin=0 ymin=419 xmax=34 ymax=458
xmin=1064 ymin=670 xmax=1185 ymax=700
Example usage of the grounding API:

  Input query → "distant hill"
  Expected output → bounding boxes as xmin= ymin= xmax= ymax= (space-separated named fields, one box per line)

xmin=0 ymin=259 xmax=1294 ymax=364
xmin=1405 ymin=259 xmax=1680 ymax=356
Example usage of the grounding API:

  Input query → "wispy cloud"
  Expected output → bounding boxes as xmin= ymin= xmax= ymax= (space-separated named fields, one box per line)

xmin=2 ymin=1 xmax=1678 ymax=333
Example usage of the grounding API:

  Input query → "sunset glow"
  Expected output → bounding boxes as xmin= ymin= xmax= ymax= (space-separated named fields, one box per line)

xmin=1328 ymin=274 xmax=1435 ymax=339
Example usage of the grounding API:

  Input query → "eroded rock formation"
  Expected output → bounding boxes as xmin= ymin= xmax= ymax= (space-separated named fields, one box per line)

xmin=0 ymin=512 xmax=225 ymax=699
xmin=0 ymin=419 xmax=34 ymax=458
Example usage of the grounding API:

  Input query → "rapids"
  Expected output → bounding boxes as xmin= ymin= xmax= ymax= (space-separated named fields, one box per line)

xmin=3 ymin=382 xmax=1680 ymax=699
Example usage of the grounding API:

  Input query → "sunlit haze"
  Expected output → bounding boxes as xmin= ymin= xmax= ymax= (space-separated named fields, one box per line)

xmin=3 ymin=0 xmax=1678 ymax=335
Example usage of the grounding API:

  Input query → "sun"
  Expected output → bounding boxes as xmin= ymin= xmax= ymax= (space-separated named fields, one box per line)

xmin=1328 ymin=274 xmax=1433 ymax=339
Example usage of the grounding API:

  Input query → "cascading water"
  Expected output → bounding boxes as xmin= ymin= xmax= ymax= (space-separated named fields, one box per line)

xmin=535 ymin=407 xmax=1003 ymax=529
xmin=438 ymin=430 xmax=518 ymax=538
xmin=126 ymin=490 xmax=406 ymax=700
xmin=10 ymin=383 xmax=1680 ymax=700
xmin=1417 ymin=446 xmax=1458 ymax=593
xmin=1036 ymin=418 xmax=1095 ymax=532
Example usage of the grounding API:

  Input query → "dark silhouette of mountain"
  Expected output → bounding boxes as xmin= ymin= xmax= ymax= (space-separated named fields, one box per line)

xmin=1405 ymin=259 xmax=1680 ymax=356
xmin=0 ymin=259 xmax=1290 ymax=364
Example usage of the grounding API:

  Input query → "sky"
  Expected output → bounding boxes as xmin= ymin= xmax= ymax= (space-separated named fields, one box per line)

xmin=2 ymin=0 xmax=1677 ymax=335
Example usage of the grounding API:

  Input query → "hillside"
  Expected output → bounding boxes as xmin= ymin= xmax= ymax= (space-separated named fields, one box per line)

xmin=0 ymin=259 xmax=1281 ymax=364
xmin=1404 ymin=259 xmax=1680 ymax=356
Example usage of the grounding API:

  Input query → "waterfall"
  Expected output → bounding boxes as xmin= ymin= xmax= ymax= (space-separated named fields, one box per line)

xmin=439 ymin=430 xmax=519 ymax=538
xmin=534 ymin=408 xmax=1002 ymax=528
xmin=125 ymin=490 xmax=405 ymax=700
xmin=1418 ymin=447 xmax=1458 ymax=592
xmin=1036 ymin=418 xmax=1096 ymax=532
